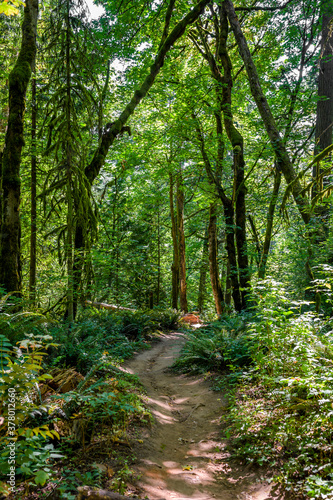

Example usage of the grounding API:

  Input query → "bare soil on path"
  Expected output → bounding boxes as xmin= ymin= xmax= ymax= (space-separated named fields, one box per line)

xmin=124 ymin=332 xmax=278 ymax=500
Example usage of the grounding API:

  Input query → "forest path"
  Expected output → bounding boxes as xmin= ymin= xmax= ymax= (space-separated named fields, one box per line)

xmin=123 ymin=332 xmax=275 ymax=500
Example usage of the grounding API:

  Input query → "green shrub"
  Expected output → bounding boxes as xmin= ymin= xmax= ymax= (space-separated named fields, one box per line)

xmin=225 ymin=279 xmax=333 ymax=499
xmin=0 ymin=333 xmax=61 ymax=496
xmin=49 ymin=308 xmax=180 ymax=373
xmin=172 ymin=315 xmax=255 ymax=374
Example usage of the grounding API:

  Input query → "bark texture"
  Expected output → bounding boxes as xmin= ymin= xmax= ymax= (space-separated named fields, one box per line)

xmin=313 ymin=3 xmax=333 ymax=201
xmin=169 ymin=173 xmax=179 ymax=309
xmin=177 ymin=173 xmax=188 ymax=313
xmin=197 ymin=226 xmax=209 ymax=313
xmin=224 ymin=0 xmax=310 ymax=225
xmin=0 ymin=0 xmax=38 ymax=294
xmin=208 ymin=204 xmax=224 ymax=315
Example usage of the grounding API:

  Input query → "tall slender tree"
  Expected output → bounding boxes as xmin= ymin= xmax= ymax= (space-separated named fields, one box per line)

xmin=0 ymin=0 xmax=38 ymax=295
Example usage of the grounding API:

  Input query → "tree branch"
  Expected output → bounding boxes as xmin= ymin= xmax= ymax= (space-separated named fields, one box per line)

xmin=235 ymin=0 xmax=294 ymax=12
xmin=85 ymin=0 xmax=211 ymax=185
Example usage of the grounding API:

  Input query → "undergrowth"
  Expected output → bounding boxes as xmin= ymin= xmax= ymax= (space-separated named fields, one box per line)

xmin=172 ymin=280 xmax=333 ymax=498
xmin=0 ymin=305 xmax=177 ymax=498
xmin=172 ymin=312 xmax=255 ymax=374
xmin=49 ymin=308 xmax=180 ymax=374
xmin=224 ymin=280 xmax=333 ymax=499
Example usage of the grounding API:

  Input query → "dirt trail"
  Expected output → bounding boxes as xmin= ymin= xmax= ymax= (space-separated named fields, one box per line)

xmin=124 ymin=332 xmax=275 ymax=500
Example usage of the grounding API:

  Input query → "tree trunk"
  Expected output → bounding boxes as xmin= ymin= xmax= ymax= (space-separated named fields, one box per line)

xmin=225 ymin=258 xmax=232 ymax=306
xmin=197 ymin=225 xmax=209 ymax=313
xmin=0 ymin=0 xmax=38 ymax=295
xmin=313 ymin=3 xmax=333 ymax=215
xmin=234 ymin=154 xmax=249 ymax=308
xmin=29 ymin=70 xmax=37 ymax=304
xmin=208 ymin=203 xmax=224 ymax=315
xmin=224 ymin=201 xmax=242 ymax=311
xmin=169 ymin=173 xmax=179 ymax=309
xmin=218 ymin=3 xmax=249 ymax=308
xmin=224 ymin=0 xmax=310 ymax=225
xmin=248 ymin=214 xmax=262 ymax=268
xmin=157 ymin=204 xmax=161 ymax=305
xmin=191 ymin=114 xmax=242 ymax=312
xmin=177 ymin=172 xmax=188 ymax=313
xmin=258 ymin=163 xmax=282 ymax=279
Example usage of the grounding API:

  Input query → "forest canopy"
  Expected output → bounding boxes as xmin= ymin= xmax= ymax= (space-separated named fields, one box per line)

xmin=0 ymin=0 xmax=332 ymax=316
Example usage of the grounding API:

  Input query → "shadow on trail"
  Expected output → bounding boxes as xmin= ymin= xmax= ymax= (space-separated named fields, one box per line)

xmin=124 ymin=333 xmax=283 ymax=500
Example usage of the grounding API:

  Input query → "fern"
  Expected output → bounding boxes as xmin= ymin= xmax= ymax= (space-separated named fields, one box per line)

xmin=0 ymin=334 xmax=12 ymax=371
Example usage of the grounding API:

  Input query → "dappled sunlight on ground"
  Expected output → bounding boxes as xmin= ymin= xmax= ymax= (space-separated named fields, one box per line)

xmin=124 ymin=333 xmax=277 ymax=500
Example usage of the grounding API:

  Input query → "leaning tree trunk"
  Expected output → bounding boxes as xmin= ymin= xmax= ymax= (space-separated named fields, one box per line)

xmin=224 ymin=0 xmax=310 ymax=225
xmin=208 ymin=204 xmax=224 ymax=315
xmin=0 ymin=0 xmax=38 ymax=295
xmin=177 ymin=172 xmax=188 ymax=313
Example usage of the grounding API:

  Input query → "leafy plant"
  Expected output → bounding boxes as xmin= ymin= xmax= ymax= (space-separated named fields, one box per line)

xmin=225 ymin=279 xmax=333 ymax=498
xmin=172 ymin=315 xmax=255 ymax=374
xmin=0 ymin=333 xmax=61 ymax=492
xmin=49 ymin=308 xmax=180 ymax=374
xmin=111 ymin=462 xmax=137 ymax=495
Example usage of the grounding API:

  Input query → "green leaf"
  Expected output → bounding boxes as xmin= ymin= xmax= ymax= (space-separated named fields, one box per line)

xmin=34 ymin=470 xmax=49 ymax=486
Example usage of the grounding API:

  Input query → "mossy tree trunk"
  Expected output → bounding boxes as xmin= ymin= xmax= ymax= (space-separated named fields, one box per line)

xmin=217 ymin=4 xmax=249 ymax=308
xmin=223 ymin=200 xmax=242 ymax=311
xmin=191 ymin=7 xmax=247 ymax=312
xmin=0 ymin=0 xmax=38 ymax=295
xmin=224 ymin=0 xmax=310 ymax=225
xmin=313 ymin=2 xmax=333 ymax=226
xmin=192 ymin=113 xmax=242 ymax=312
xmin=225 ymin=258 xmax=232 ymax=306
xmin=258 ymin=163 xmax=281 ymax=279
xmin=157 ymin=201 xmax=161 ymax=306
xmin=65 ymin=0 xmax=74 ymax=323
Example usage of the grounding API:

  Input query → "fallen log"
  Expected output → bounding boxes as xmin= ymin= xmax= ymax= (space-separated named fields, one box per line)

xmin=85 ymin=300 xmax=135 ymax=312
xmin=76 ymin=486 xmax=164 ymax=500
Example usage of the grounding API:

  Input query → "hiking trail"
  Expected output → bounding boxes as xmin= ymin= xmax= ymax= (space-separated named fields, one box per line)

xmin=124 ymin=332 xmax=277 ymax=500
